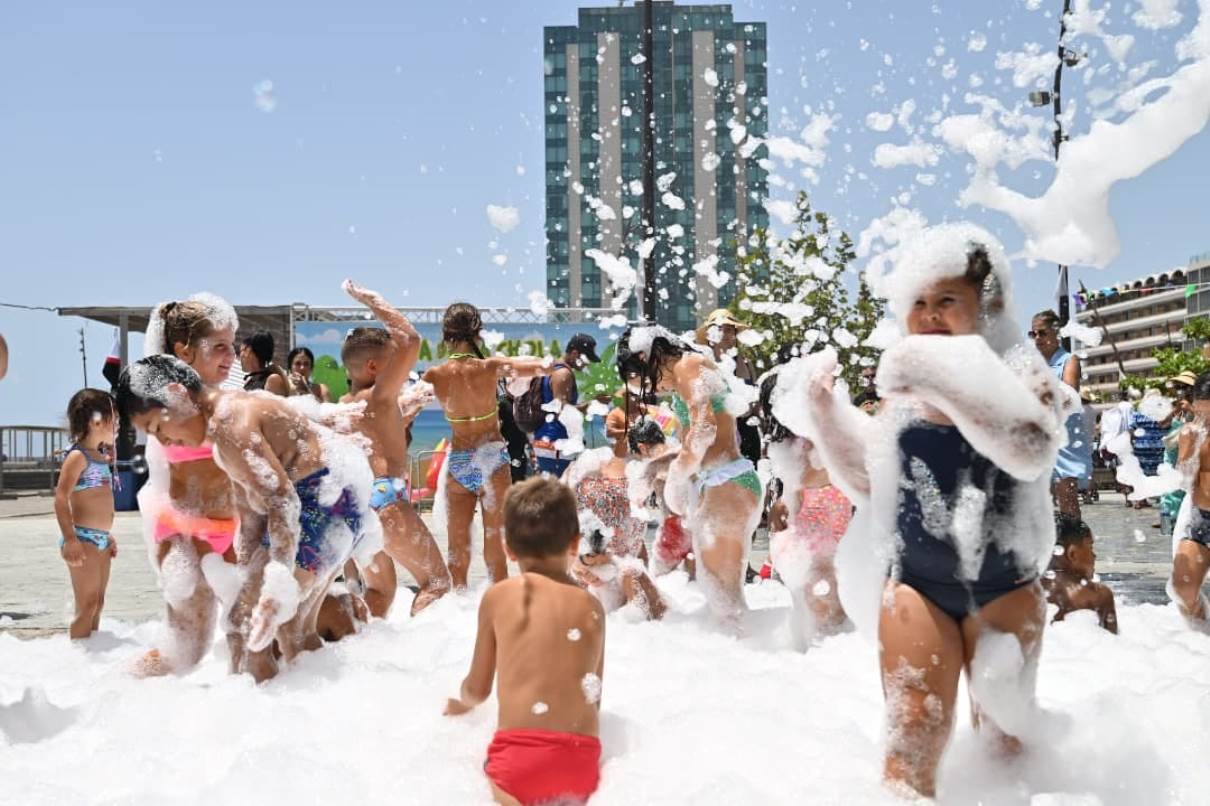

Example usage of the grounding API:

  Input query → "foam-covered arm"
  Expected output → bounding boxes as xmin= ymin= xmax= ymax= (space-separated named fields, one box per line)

xmin=793 ymin=352 xmax=871 ymax=502
xmin=877 ymin=335 xmax=1061 ymax=481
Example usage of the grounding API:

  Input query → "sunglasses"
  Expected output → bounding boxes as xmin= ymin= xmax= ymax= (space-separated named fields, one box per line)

xmin=1026 ymin=329 xmax=1055 ymax=338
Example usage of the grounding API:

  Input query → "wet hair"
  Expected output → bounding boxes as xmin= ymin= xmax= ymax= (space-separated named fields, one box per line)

xmin=504 ymin=476 xmax=580 ymax=558
xmin=627 ymin=416 xmax=667 ymax=454
xmin=1195 ymin=371 xmax=1210 ymax=401
xmin=616 ymin=326 xmax=690 ymax=401
xmin=442 ymin=302 xmax=485 ymax=358
xmin=758 ymin=373 xmax=792 ymax=445
xmin=1054 ymin=515 xmax=1092 ymax=548
xmin=66 ymin=389 xmax=115 ymax=441
xmin=340 ymin=327 xmax=391 ymax=366
xmin=853 ymin=389 xmax=880 ymax=408
xmin=160 ymin=300 xmax=220 ymax=355
xmin=1032 ymin=309 xmax=1061 ymax=331
xmin=242 ymin=331 xmax=275 ymax=365
xmin=287 ymin=346 xmax=315 ymax=369
xmin=114 ymin=355 xmax=204 ymax=420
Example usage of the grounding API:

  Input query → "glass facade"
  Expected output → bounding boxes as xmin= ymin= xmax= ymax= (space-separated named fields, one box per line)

xmin=544 ymin=2 xmax=769 ymax=332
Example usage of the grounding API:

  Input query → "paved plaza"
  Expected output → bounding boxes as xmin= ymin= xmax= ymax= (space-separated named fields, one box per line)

xmin=0 ymin=491 xmax=1175 ymax=638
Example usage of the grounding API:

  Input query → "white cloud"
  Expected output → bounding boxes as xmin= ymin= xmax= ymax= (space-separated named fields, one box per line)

xmin=872 ymin=140 xmax=942 ymax=169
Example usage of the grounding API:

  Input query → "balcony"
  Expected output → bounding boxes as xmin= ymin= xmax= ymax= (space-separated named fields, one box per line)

xmin=1077 ymin=306 xmax=1187 ymax=337
xmin=1075 ymin=287 xmax=1185 ymax=320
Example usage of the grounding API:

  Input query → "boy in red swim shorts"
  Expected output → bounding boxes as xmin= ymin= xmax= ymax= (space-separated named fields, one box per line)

xmin=444 ymin=476 xmax=606 ymax=805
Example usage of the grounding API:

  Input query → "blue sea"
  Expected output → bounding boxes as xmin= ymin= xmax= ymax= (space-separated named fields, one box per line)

xmin=407 ymin=406 xmax=609 ymax=458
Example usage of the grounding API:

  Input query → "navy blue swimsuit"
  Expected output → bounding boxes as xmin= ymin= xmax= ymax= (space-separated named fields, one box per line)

xmin=896 ymin=421 xmax=1034 ymax=621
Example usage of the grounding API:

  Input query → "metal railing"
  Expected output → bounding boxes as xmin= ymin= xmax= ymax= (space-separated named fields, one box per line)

xmin=0 ymin=426 xmax=70 ymax=495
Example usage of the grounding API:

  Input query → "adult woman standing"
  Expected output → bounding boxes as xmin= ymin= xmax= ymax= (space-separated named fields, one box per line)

xmin=1030 ymin=309 xmax=1091 ymax=520
xmin=286 ymin=346 xmax=331 ymax=402
xmin=422 ymin=303 xmax=549 ymax=588
xmin=616 ymin=326 xmax=761 ymax=626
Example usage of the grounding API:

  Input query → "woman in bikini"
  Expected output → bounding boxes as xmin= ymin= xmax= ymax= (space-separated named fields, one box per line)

xmin=803 ymin=224 xmax=1066 ymax=797
xmin=135 ymin=295 xmax=242 ymax=676
xmin=616 ymin=326 xmax=762 ymax=627
xmin=422 ymin=303 xmax=549 ymax=589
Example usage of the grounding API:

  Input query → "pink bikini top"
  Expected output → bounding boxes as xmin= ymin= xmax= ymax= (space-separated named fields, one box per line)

xmin=162 ymin=442 xmax=215 ymax=464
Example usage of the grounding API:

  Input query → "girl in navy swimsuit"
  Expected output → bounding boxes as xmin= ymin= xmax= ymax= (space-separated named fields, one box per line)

xmin=804 ymin=224 xmax=1068 ymax=797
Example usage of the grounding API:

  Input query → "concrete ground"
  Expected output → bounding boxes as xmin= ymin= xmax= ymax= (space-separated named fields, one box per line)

xmin=0 ymin=490 xmax=1173 ymax=638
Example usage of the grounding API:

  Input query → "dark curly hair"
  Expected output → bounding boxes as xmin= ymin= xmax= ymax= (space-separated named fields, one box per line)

xmin=757 ymin=372 xmax=792 ymax=445
xmin=115 ymin=355 xmax=204 ymax=421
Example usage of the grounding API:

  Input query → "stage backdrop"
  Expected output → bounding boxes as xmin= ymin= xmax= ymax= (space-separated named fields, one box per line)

xmin=294 ymin=321 xmax=621 ymax=405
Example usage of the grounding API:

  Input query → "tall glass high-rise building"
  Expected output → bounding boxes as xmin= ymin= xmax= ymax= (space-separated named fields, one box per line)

xmin=543 ymin=2 xmax=769 ymax=332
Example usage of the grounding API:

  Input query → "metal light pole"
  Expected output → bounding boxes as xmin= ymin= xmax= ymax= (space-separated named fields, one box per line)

xmin=640 ymin=0 xmax=657 ymax=323
xmin=1049 ymin=0 xmax=1077 ymax=350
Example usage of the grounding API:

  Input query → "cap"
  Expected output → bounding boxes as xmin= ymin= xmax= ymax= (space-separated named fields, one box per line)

xmin=568 ymin=333 xmax=600 ymax=363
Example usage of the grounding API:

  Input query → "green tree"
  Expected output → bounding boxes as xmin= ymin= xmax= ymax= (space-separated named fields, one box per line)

xmin=729 ymin=191 xmax=884 ymax=389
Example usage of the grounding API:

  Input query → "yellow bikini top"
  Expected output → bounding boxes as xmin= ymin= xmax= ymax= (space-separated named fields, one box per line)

xmin=445 ymin=409 xmax=499 ymax=424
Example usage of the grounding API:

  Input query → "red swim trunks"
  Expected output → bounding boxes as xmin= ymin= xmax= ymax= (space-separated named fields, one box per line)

xmin=485 ymin=729 xmax=601 ymax=805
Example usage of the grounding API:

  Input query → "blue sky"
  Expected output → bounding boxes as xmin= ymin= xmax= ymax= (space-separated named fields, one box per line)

xmin=2 ymin=0 xmax=1207 ymax=425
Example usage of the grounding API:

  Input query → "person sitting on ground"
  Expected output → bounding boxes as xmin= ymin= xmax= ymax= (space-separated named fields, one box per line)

xmin=240 ymin=330 xmax=289 ymax=395
xmin=1170 ymin=371 xmax=1210 ymax=628
xmin=564 ymin=414 xmax=666 ymax=621
xmin=1043 ymin=516 xmax=1118 ymax=634
xmin=339 ymin=280 xmax=451 ymax=616
xmin=286 ymin=346 xmax=331 ymax=402
xmin=531 ymin=333 xmax=601 ymax=478
xmin=116 ymin=354 xmax=379 ymax=682
xmin=54 ymin=389 xmax=118 ymax=639
xmin=444 ymin=476 xmax=605 ymax=806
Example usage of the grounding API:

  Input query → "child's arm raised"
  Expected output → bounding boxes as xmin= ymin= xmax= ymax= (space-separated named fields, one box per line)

xmin=877 ymin=335 xmax=1063 ymax=481
xmin=53 ymin=451 xmax=87 ymax=568
xmin=445 ymin=585 xmax=499 ymax=716
xmin=803 ymin=358 xmax=872 ymax=502
xmin=344 ymin=280 xmax=421 ymax=398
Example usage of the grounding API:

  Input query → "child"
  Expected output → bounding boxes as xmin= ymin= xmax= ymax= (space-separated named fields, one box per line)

xmin=802 ymin=224 xmax=1065 ymax=797
xmin=116 ymin=354 xmax=378 ymax=682
xmin=760 ymin=371 xmax=849 ymax=648
xmin=1170 ymin=371 xmax=1210 ymax=626
xmin=53 ymin=389 xmax=118 ymax=639
xmin=1043 ymin=517 xmax=1118 ymax=633
xmin=444 ymin=477 xmax=605 ymax=806
xmin=340 ymin=280 xmax=451 ymax=616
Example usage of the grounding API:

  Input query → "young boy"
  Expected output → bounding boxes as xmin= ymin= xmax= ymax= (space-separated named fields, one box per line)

xmin=444 ymin=476 xmax=605 ymax=806
xmin=116 ymin=354 xmax=377 ymax=682
xmin=340 ymin=280 xmax=451 ymax=616
xmin=1043 ymin=517 xmax=1118 ymax=634
xmin=1171 ymin=371 xmax=1210 ymax=626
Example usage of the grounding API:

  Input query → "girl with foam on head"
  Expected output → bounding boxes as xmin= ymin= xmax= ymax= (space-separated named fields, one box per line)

xmin=616 ymin=325 xmax=763 ymax=628
xmin=133 ymin=295 xmax=242 ymax=676
xmin=116 ymin=354 xmax=377 ymax=682
xmin=53 ymin=389 xmax=118 ymax=639
xmin=799 ymin=223 xmax=1067 ymax=797
xmin=422 ymin=303 xmax=554 ymax=589
xmin=758 ymin=370 xmax=849 ymax=650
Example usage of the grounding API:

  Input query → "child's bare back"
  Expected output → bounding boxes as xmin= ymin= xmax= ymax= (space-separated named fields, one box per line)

xmin=486 ymin=573 xmax=604 ymax=734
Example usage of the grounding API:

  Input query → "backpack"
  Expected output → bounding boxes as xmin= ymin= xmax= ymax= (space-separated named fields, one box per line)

xmin=512 ymin=377 xmax=548 ymax=434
